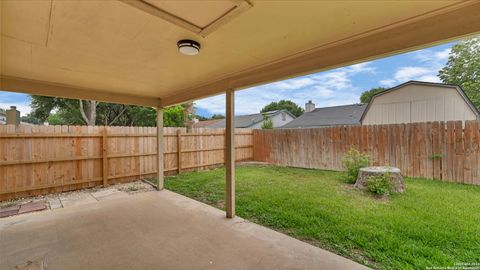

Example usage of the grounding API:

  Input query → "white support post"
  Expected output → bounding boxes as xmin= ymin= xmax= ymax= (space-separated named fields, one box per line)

xmin=157 ymin=107 xmax=164 ymax=190
xmin=225 ymin=90 xmax=235 ymax=218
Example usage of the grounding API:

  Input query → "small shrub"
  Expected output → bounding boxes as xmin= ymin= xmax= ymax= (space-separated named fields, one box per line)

xmin=366 ymin=173 xmax=391 ymax=195
xmin=341 ymin=147 xmax=372 ymax=183
xmin=261 ymin=114 xmax=274 ymax=129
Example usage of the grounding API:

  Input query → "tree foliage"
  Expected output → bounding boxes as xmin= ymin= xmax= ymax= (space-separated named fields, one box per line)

xmin=438 ymin=38 xmax=480 ymax=109
xmin=20 ymin=114 xmax=43 ymax=125
xmin=196 ymin=113 xmax=225 ymax=121
xmin=260 ymin=100 xmax=304 ymax=117
xmin=30 ymin=95 xmax=186 ymax=127
xmin=47 ymin=112 xmax=71 ymax=125
xmin=164 ymin=105 xmax=186 ymax=127
xmin=359 ymin=87 xmax=386 ymax=104
xmin=261 ymin=114 xmax=274 ymax=129
xmin=210 ymin=114 xmax=225 ymax=119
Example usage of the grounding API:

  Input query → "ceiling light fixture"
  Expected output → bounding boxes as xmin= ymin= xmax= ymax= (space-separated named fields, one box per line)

xmin=177 ymin=39 xmax=201 ymax=56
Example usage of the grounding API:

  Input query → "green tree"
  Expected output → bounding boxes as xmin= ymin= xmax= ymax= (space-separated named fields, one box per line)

xmin=31 ymin=96 xmax=102 ymax=125
xmin=20 ymin=114 xmax=43 ymax=125
xmin=438 ymin=37 xmax=480 ymax=109
xmin=47 ymin=112 xmax=69 ymax=125
xmin=196 ymin=113 xmax=225 ymax=121
xmin=196 ymin=115 xmax=208 ymax=121
xmin=30 ymin=95 xmax=186 ymax=127
xmin=359 ymin=87 xmax=386 ymax=104
xmin=260 ymin=100 xmax=303 ymax=117
xmin=210 ymin=114 xmax=225 ymax=119
xmin=261 ymin=113 xmax=274 ymax=129
xmin=164 ymin=105 xmax=185 ymax=127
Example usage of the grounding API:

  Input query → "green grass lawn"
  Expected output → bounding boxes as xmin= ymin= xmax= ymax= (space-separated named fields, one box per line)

xmin=163 ymin=165 xmax=480 ymax=270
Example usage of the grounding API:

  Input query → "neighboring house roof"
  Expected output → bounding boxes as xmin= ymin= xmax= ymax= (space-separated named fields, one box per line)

xmin=281 ymin=104 xmax=367 ymax=128
xmin=192 ymin=119 xmax=223 ymax=128
xmin=359 ymin=80 xmax=480 ymax=122
xmin=206 ymin=110 xmax=295 ymax=128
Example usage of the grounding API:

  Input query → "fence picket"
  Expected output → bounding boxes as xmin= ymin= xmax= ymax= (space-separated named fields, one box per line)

xmin=0 ymin=126 xmax=254 ymax=200
xmin=254 ymin=121 xmax=480 ymax=185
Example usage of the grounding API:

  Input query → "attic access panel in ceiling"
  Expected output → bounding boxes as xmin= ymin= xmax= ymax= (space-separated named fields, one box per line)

xmin=121 ymin=0 xmax=252 ymax=37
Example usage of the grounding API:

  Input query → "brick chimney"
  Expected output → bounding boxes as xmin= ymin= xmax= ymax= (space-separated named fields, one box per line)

xmin=6 ymin=106 xmax=20 ymax=125
xmin=305 ymin=100 xmax=315 ymax=112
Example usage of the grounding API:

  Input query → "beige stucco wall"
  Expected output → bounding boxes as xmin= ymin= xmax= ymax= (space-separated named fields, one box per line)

xmin=362 ymin=84 xmax=478 ymax=125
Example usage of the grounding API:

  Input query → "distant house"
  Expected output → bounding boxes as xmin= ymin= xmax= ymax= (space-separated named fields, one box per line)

xmin=0 ymin=108 xmax=6 ymax=122
xmin=195 ymin=110 xmax=296 ymax=129
xmin=282 ymin=103 xmax=366 ymax=128
xmin=0 ymin=106 xmax=35 ymax=126
xmin=283 ymin=81 xmax=479 ymax=129
xmin=192 ymin=119 xmax=223 ymax=129
xmin=361 ymin=81 xmax=480 ymax=125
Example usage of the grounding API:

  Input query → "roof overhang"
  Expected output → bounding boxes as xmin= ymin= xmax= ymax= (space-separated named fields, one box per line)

xmin=1 ymin=0 xmax=480 ymax=107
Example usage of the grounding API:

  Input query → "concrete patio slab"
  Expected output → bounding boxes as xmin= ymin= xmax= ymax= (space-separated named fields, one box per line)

xmin=0 ymin=190 xmax=371 ymax=270
xmin=58 ymin=192 xmax=97 ymax=208
xmin=91 ymin=188 xmax=130 ymax=201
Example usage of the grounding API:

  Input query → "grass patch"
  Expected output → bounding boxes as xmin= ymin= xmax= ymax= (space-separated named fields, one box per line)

xmin=164 ymin=165 xmax=480 ymax=270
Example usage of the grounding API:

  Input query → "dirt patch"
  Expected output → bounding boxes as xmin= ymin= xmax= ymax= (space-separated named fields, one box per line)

xmin=303 ymin=238 xmax=380 ymax=269
xmin=117 ymin=181 xmax=155 ymax=194
xmin=214 ymin=199 xmax=225 ymax=209
xmin=340 ymin=183 xmax=390 ymax=203
xmin=1 ymin=180 xmax=155 ymax=218
xmin=350 ymin=248 xmax=380 ymax=269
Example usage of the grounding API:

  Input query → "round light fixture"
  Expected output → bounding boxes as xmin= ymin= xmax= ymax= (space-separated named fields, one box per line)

xmin=177 ymin=39 xmax=201 ymax=56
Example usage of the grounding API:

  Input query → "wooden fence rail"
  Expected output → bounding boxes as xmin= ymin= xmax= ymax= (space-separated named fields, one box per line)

xmin=0 ymin=125 xmax=253 ymax=200
xmin=253 ymin=120 xmax=480 ymax=185
xmin=3 ymin=120 xmax=479 ymax=200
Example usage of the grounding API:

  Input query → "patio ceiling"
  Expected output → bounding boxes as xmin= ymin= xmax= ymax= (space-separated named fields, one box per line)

xmin=1 ymin=0 xmax=480 ymax=107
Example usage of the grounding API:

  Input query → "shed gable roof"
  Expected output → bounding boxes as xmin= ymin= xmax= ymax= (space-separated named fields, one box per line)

xmin=359 ymin=81 xmax=480 ymax=123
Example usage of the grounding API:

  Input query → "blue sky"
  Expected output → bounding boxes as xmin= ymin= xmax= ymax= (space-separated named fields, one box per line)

xmin=195 ymin=42 xmax=454 ymax=117
xmin=0 ymin=42 xmax=454 ymax=117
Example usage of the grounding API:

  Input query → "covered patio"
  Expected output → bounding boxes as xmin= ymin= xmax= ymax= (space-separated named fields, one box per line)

xmin=0 ymin=190 xmax=369 ymax=270
xmin=2 ymin=0 xmax=480 ymax=269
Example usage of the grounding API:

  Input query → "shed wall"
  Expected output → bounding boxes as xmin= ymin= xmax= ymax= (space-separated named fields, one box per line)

xmin=362 ymin=84 xmax=477 ymax=125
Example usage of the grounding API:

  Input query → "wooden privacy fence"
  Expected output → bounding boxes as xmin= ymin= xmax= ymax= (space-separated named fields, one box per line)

xmin=0 ymin=125 xmax=253 ymax=200
xmin=254 ymin=120 xmax=480 ymax=185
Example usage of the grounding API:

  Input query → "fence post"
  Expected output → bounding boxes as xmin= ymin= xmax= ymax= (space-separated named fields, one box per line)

xmin=102 ymin=127 xmax=108 ymax=187
xmin=177 ymin=129 xmax=182 ymax=174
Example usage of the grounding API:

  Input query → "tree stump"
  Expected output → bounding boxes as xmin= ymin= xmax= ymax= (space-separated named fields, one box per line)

xmin=354 ymin=166 xmax=405 ymax=193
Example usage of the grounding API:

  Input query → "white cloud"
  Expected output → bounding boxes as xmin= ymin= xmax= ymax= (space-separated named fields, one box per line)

xmin=269 ymin=77 xmax=316 ymax=91
xmin=412 ymin=48 xmax=451 ymax=63
xmin=377 ymin=46 xmax=451 ymax=88
xmin=0 ymin=103 xmax=31 ymax=116
xmin=195 ymin=62 xmax=376 ymax=115
xmin=312 ymin=86 xmax=334 ymax=98
xmin=347 ymin=62 xmax=376 ymax=74
xmin=435 ymin=48 xmax=451 ymax=61
xmin=379 ymin=79 xmax=396 ymax=87
xmin=416 ymin=75 xmax=441 ymax=83
xmin=194 ymin=94 xmax=226 ymax=114
xmin=312 ymin=71 xmax=350 ymax=90
xmin=394 ymin=67 xmax=431 ymax=82
xmin=193 ymin=45 xmax=452 ymax=117
xmin=0 ymin=92 xmax=31 ymax=116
